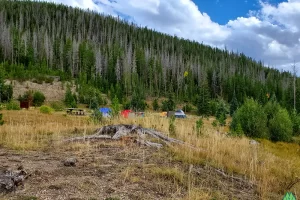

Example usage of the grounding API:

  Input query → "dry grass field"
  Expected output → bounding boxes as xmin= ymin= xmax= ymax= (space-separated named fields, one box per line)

xmin=0 ymin=109 xmax=299 ymax=199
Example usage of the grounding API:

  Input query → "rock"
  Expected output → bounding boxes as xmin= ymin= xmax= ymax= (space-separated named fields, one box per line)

xmin=63 ymin=158 xmax=77 ymax=167
xmin=0 ymin=175 xmax=15 ymax=192
xmin=0 ymin=168 xmax=29 ymax=193
xmin=249 ymin=140 xmax=259 ymax=145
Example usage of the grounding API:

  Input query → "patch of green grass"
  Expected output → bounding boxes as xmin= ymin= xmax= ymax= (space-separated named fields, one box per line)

xmin=18 ymin=196 xmax=38 ymax=200
xmin=105 ymin=198 xmax=120 ymax=200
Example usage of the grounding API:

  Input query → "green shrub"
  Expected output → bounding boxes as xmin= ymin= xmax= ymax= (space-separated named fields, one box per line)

xmin=64 ymin=88 xmax=77 ymax=108
xmin=229 ymin=122 xmax=244 ymax=136
xmin=195 ymin=119 xmax=203 ymax=137
xmin=162 ymin=96 xmax=176 ymax=111
xmin=50 ymin=102 xmax=65 ymax=111
xmin=39 ymin=105 xmax=53 ymax=114
xmin=33 ymin=91 xmax=45 ymax=106
xmin=18 ymin=90 xmax=33 ymax=102
xmin=264 ymin=101 xmax=280 ymax=126
xmin=290 ymin=110 xmax=300 ymax=136
xmin=0 ymin=113 xmax=4 ymax=125
xmin=182 ymin=104 xmax=193 ymax=113
xmin=130 ymin=94 xmax=147 ymax=111
xmin=111 ymin=96 xmax=120 ymax=117
xmin=6 ymin=101 xmax=21 ymax=110
xmin=169 ymin=116 xmax=176 ymax=137
xmin=152 ymin=98 xmax=160 ymax=111
xmin=208 ymin=100 xmax=218 ymax=116
xmin=0 ymin=84 xmax=13 ymax=103
xmin=212 ymin=120 xmax=218 ymax=128
xmin=45 ymin=76 xmax=54 ymax=84
xmin=231 ymin=98 xmax=268 ymax=139
xmin=90 ymin=109 xmax=103 ymax=124
xmin=269 ymin=108 xmax=293 ymax=142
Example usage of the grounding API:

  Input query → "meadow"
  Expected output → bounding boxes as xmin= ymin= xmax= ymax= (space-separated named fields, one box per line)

xmin=0 ymin=109 xmax=299 ymax=199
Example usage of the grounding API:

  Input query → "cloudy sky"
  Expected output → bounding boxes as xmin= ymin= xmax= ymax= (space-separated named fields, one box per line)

xmin=43 ymin=0 xmax=300 ymax=72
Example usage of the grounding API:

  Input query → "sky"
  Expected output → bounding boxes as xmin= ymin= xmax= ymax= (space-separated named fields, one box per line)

xmin=43 ymin=0 xmax=300 ymax=72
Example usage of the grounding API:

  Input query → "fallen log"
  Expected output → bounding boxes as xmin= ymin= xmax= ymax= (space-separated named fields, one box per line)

xmin=65 ymin=124 xmax=184 ymax=148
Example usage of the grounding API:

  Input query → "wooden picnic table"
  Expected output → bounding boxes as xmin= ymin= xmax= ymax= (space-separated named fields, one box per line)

xmin=66 ymin=108 xmax=85 ymax=115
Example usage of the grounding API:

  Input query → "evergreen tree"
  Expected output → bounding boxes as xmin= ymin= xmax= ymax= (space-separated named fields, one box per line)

xmin=111 ymin=95 xmax=120 ymax=117
xmin=152 ymin=98 xmax=159 ymax=111
xmin=197 ymin=84 xmax=210 ymax=117
xmin=64 ymin=88 xmax=77 ymax=108
xmin=230 ymin=90 xmax=239 ymax=116
xmin=0 ymin=0 xmax=296 ymax=114
xmin=33 ymin=91 xmax=46 ymax=106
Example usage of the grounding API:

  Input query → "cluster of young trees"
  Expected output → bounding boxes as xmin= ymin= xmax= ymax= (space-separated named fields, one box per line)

xmin=0 ymin=0 xmax=298 ymax=112
xmin=231 ymin=98 xmax=300 ymax=142
xmin=18 ymin=90 xmax=46 ymax=106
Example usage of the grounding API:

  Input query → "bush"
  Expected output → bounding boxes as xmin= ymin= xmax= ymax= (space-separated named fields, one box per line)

xmin=18 ymin=90 xmax=33 ymax=102
xmin=130 ymin=95 xmax=147 ymax=111
xmin=162 ymin=95 xmax=176 ymax=111
xmin=6 ymin=101 xmax=21 ymax=110
xmin=231 ymin=98 xmax=268 ymax=139
xmin=0 ymin=113 xmax=4 ymax=125
xmin=152 ymin=99 xmax=160 ymax=111
xmin=0 ymin=84 xmax=13 ymax=103
xmin=33 ymin=91 xmax=45 ymax=106
xmin=111 ymin=96 xmax=120 ymax=117
xmin=195 ymin=119 xmax=203 ymax=137
xmin=290 ymin=111 xmax=300 ymax=136
xmin=269 ymin=108 xmax=293 ymax=142
xmin=50 ymin=102 xmax=65 ymax=111
xmin=208 ymin=100 xmax=218 ymax=116
xmin=169 ymin=116 xmax=176 ymax=137
xmin=90 ymin=109 xmax=103 ymax=124
xmin=64 ymin=88 xmax=77 ymax=108
xmin=39 ymin=105 xmax=53 ymax=114
xmin=215 ymin=99 xmax=229 ymax=126
xmin=182 ymin=104 xmax=193 ymax=113
xmin=264 ymin=101 xmax=280 ymax=126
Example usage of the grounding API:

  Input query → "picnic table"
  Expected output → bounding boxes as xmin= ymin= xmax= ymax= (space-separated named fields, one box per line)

xmin=65 ymin=108 xmax=85 ymax=115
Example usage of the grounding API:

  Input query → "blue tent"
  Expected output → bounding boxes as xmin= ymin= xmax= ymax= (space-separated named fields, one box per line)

xmin=99 ymin=107 xmax=112 ymax=117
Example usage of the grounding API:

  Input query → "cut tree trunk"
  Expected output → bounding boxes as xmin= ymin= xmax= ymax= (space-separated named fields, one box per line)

xmin=65 ymin=124 xmax=185 ymax=148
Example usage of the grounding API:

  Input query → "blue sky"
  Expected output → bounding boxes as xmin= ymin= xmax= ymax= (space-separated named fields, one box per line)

xmin=193 ymin=0 xmax=264 ymax=24
xmin=44 ymin=0 xmax=300 ymax=71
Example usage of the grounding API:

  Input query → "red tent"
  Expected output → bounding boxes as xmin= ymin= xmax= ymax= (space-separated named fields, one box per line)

xmin=121 ymin=110 xmax=132 ymax=118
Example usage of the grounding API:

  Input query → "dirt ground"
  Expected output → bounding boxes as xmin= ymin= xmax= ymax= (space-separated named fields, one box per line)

xmin=0 ymin=139 xmax=258 ymax=200
xmin=4 ymin=80 xmax=76 ymax=102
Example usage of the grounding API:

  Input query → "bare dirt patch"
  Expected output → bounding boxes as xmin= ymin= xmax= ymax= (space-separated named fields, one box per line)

xmin=0 ymin=139 xmax=258 ymax=200
xmin=5 ymin=80 xmax=76 ymax=102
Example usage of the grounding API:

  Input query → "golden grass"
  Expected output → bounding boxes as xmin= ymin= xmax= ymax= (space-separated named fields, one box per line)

xmin=106 ymin=114 xmax=300 ymax=199
xmin=0 ymin=109 xmax=97 ymax=150
xmin=0 ymin=109 xmax=299 ymax=199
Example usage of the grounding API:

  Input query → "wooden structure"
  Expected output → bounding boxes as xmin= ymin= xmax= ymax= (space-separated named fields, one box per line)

xmin=65 ymin=108 xmax=85 ymax=115
xmin=20 ymin=101 xmax=32 ymax=109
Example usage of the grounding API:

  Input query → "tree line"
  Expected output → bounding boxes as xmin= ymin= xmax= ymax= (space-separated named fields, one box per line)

xmin=0 ymin=0 xmax=299 ymax=114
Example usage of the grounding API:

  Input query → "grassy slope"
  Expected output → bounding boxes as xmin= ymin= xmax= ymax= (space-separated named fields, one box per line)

xmin=0 ymin=109 xmax=299 ymax=199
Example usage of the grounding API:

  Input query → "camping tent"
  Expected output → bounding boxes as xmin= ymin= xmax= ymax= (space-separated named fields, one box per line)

xmin=99 ymin=107 xmax=112 ymax=118
xmin=121 ymin=110 xmax=132 ymax=118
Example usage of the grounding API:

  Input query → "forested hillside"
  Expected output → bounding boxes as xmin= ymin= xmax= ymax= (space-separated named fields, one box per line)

xmin=0 ymin=0 xmax=297 ymax=110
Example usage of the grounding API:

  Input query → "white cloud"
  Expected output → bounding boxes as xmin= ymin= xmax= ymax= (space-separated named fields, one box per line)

xmin=42 ymin=0 xmax=300 ymax=71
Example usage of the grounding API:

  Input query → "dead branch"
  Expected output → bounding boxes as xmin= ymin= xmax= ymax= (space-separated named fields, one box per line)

xmin=65 ymin=124 xmax=185 ymax=148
